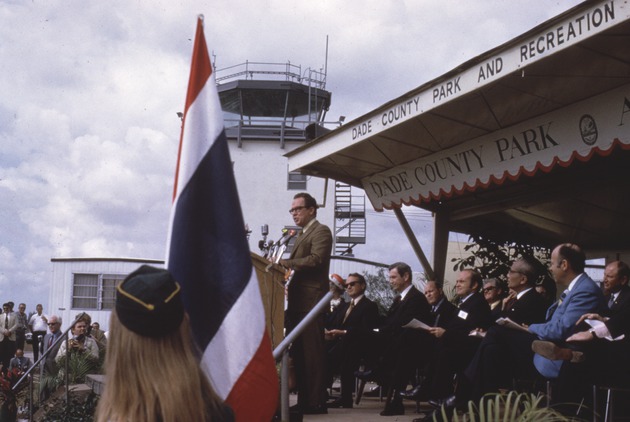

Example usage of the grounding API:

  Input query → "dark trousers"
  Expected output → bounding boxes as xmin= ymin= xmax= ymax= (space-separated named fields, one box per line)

xmin=327 ymin=329 xmax=372 ymax=404
xmin=286 ymin=311 xmax=327 ymax=408
xmin=388 ymin=329 xmax=433 ymax=392
xmin=0 ymin=339 xmax=15 ymax=372
xmin=16 ymin=330 xmax=25 ymax=351
xmin=428 ymin=330 xmax=482 ymax=400
xmin=462 ymin=326 xmax=538 ymax=402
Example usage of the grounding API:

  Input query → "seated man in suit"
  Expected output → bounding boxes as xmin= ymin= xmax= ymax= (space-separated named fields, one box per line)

xmin=326 ymin=273 xmax=380 ymax=408
xmin=425 ymin=280 xmax=458 ymax=329
xmin=601 ymin=260 xmax=630 ymax=316
xmin=439 ymin=244 xmax=604 ymax=419
xmin=356 ymin=262 xmax=431 ymax=416
xmin=422 ymin=269 xmax=493 ymax=406
xmin=8 ymin=349 xmax=32 ymax=374
xmin=483 ymin=278 xmax=506 ymax=320
xmin=454 ymin=255 xmax=548 ymax=407
xmin=497 ymin=255 xmax=549 ymax=326
xmin=400 ymin=280 xmax=458 ymax=401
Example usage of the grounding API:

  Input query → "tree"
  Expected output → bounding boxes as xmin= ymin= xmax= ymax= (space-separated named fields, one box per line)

xmin=362 ymin=267 xmax=427 ymax=315
xmin=452 ymin=234 xmax=551 ymax=283
xmin=363 ymin=267 xmax=395 ymax=316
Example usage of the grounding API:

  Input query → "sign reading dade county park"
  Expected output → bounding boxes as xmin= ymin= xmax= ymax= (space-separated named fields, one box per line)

xmin=362 ymin=86 xmax=630 ymax=211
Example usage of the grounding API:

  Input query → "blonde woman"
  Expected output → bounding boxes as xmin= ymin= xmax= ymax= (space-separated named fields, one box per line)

xmin=96 ymin=266 xmax=233 ymax=422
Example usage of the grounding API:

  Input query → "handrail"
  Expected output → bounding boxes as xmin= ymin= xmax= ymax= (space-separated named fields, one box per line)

xmin=272 ymin=276 xmax=343 ymax=421
xmin=215 ymin=61 xmax=327 ymax=89
xmin=12 ymin=311 xmax=88 ymax=416
xmin=272 ymin=291 xmax=334 ymax=361
xmin=272 ymin=290 xmax=334 ymax=421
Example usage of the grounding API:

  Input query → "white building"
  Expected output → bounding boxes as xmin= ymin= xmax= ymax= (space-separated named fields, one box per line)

xmin=48 ymin=257 xmax=163 ymax=332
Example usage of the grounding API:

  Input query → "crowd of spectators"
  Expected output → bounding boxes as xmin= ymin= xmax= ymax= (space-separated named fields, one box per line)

xmin=0 ymin=302 xmax=107 ymax=402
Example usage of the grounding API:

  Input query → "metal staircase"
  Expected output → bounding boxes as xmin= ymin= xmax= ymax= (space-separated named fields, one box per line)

xmin=333 ymin=183 xmax=366 ymax=256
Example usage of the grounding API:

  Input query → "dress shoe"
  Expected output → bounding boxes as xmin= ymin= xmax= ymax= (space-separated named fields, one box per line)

xmin=429 ymin=395 xmax=456 ymax=410
xmin=428 ymin=398 xmax=443 ymax=408
xmin=532 ymin=340 xmax=584 ymax=363
xmin=442 ymin=394 xmax=457 ymax=409
xmin=364 ymin=385 xmax=381 ymax=397
xmin=326 ymin=398 xmax=353 ymax=408
xmin=379 ymin=402 xmax=404 ymax=416
xmin=430 ymin=397 xmax=456 ymax=422
xmin=301 ymin=405 xmax=328 ymax=415
xmin=400 ymin=384 xmax=424 ymax=400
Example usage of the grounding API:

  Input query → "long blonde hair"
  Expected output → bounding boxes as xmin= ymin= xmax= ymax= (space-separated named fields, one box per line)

xmin=95 ymin=311 xmax=225 ymax=422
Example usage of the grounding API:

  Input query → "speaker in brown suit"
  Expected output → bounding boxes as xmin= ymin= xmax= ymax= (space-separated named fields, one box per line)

xmin=279 ymin=192 xmax=332 ymax=415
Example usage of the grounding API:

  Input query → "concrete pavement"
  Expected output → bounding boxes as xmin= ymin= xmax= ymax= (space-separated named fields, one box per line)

xmin=291 ymin=383 xmax=438 ymax=422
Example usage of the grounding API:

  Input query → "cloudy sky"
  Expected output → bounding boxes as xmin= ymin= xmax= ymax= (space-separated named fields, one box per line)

xmin=0 ymin=0 xmax=583 ymax=310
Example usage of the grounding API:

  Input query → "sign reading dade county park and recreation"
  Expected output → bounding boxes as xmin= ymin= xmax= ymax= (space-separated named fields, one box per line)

xmin=348 ymin=1 xmax=621 ymax=146
xmin=362 ymin=86 xmax=630 ymax=211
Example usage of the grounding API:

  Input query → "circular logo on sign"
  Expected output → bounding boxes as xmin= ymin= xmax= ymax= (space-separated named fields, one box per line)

xmin=579 ymin=115 xmax=598 ymax=146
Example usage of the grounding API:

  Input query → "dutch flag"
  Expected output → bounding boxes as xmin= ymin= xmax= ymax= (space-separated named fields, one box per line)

xmin=166 ymin=16 xmax=278 ymax=421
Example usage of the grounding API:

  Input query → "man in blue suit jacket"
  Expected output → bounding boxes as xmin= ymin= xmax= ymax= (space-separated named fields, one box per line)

xmin=529 ymin=243 xmax=604 ymax=378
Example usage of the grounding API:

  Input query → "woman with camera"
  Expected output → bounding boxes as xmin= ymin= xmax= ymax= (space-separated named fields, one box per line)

xmin=55 ymin=316 xmax=99 ymax=364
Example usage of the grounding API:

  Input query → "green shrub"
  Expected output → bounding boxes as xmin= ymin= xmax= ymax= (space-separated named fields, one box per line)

xmin=434 ymin=391 xmax=575 ymax=421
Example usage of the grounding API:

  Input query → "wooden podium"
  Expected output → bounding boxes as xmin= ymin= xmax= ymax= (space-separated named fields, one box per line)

xmin=251 ymin=252 xmax=286 ymax=349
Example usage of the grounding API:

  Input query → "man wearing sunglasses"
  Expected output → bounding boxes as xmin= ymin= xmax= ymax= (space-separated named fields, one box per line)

xmin=279 ymin=192 xmax=332 ymax=415
xmin=326 ymin=273 xmax=380 ymax=408
xmin=40 ymin=315 xmax=63 ymax=401
xmin=482 ymin=278 xmax=505 ymax=320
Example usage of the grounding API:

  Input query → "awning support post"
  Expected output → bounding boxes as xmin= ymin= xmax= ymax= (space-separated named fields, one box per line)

xmin=432 ymin=211 xmax=450 ymax=284
xmin=393 ymin=207 xmax=435 ymax=280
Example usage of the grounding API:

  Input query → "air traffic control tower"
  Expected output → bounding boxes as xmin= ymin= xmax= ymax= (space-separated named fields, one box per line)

xmin=216 ymin=61 xmax=332 ymax=147
xmin=215 ymin=61 xmax=366 ymax=256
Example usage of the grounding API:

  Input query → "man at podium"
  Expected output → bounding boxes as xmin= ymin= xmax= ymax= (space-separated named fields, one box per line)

xmin=279 ymin=192 xmax=333 ymax=415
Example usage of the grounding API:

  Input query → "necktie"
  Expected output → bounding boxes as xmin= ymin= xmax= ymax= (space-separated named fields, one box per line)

xmin=558 ymin=290 xmax=567 ymax=305
xmin=547 ymin=290 xmax=567 ymax=319
xmin=4 ymin=315 xmax=7 ymax=329
xmin=343 ymin=300 xmax=355 ymax=324
xmin=388 ymin=295 xmax=402 ymax=316
xmin=504 ymin=297 xmax=516 ymax=311
xmin=608 ymin=294 xmax=616 ymax=309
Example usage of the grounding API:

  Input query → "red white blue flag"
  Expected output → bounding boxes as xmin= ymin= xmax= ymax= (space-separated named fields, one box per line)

xmin=166 ymin=16 xmax=278 ymax=421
